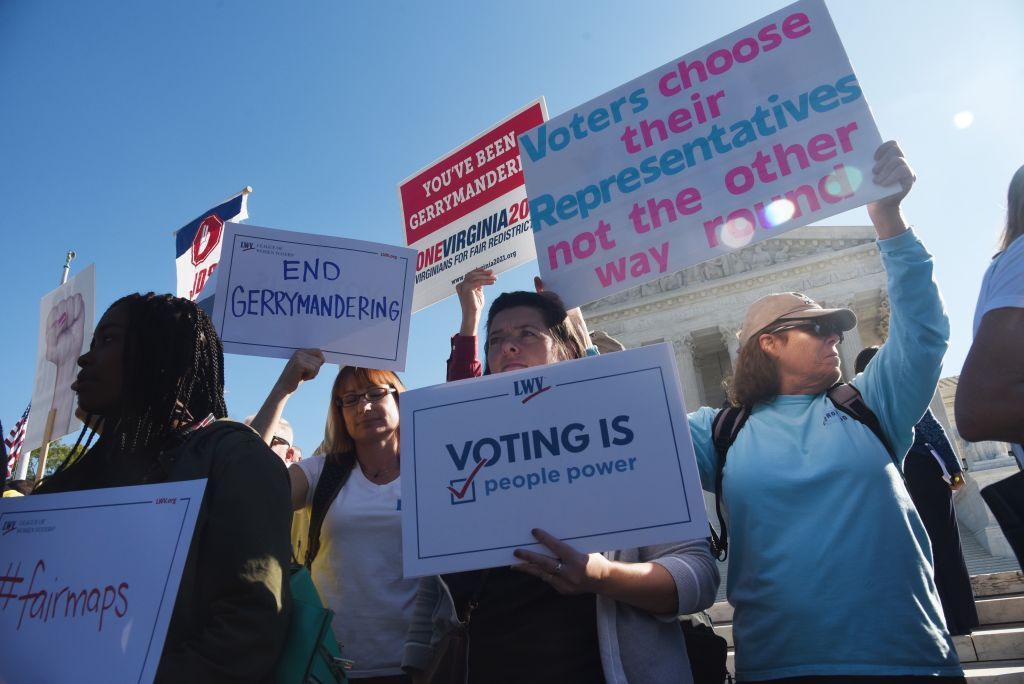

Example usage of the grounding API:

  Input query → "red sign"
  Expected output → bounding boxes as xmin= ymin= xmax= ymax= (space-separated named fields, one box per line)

xmin=191 ymin=215 xmax=224 ymax=266
xmin=399 ymin=103 xmax=545 ymax=244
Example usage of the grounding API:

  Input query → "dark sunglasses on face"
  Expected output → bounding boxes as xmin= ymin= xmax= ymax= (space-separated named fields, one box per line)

xmin=334 ymin=385 xmax=396 ymax=409
xmin=765 ymin=319 xmax=845 ymax=343
xmin=270 ymin=435 xmax=291 ymax=449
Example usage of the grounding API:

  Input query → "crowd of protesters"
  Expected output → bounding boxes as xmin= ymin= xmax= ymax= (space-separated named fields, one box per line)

xmin=5 ymin=146 xmax=1022 ymax=683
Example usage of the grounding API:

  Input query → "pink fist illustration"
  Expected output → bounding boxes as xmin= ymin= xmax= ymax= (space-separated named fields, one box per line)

xmin=45 ymin=293 xmax=85 ymax=435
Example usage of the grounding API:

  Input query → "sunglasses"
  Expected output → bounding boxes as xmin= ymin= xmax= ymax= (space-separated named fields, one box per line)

xmin=270 ymin=435 xmax=291 ymax=449
xmin=764 ymin=319 xmax=845 ymax=342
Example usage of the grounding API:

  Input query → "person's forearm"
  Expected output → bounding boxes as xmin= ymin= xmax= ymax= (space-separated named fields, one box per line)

xmin=459 ymin=311 xmax=481 ymax=337
xmin=249 ymin=387 xmax=290 ymax=445
xmin=956 ymin=374 xmax=1024 ymax=443
xmin=956 ymin=309 xmax=1024 ymax=444
xmin=592 ymin=560 xmax=678 ymax=614
xmin=868 ymin=204 xmax=909 ymax=240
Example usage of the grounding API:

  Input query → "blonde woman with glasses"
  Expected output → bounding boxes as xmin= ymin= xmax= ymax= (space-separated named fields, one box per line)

xmin=252 ymin=350 xmax=417 ymax=684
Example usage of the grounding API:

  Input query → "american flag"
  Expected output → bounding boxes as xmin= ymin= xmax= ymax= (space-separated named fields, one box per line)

xmin=5 ymin=403 xmax=30 ymax=478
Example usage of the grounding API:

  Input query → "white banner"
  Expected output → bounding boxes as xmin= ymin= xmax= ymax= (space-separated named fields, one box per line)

xmin=399 ymin=99 xmax=548 ymax=312
xmin=520 ymin=0 xmax=887 ymax=307
xmin=26 ymin=264 xmax=96 ymax=452
xmin=400 ymin=343 xmax=707 ymax=577
xmin=0 ymin=480 xmax=206 ymax=683
xmin=211 ymin=223 xmax=416 ymax=371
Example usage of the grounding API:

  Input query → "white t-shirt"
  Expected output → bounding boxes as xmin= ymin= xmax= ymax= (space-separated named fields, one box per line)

xmin=296 ymin=454 xmax=417 ymax=678
xmin=972 ymin=235 xmax=1024 ymax=465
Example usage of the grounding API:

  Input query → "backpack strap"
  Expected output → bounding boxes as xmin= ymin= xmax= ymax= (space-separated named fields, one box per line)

xmin=826 ymin=383 xmax=905 ymax=483
xmin=709 ymin=406 xmax=750 ymax=561
xmin=304 ymin=452 xmax=356 ymax=568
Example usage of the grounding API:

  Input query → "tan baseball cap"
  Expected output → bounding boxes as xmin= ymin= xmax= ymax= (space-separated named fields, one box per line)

xmin=737 ymin=292 xmax=856 ymax=346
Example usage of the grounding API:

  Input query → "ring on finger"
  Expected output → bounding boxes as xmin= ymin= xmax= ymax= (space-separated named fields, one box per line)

xmin=553 ymin=560 xmax=563 ymax=575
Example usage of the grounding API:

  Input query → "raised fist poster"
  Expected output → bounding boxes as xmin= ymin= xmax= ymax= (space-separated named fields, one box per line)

xmin=25 ymin=264 xmax=96 ymax=452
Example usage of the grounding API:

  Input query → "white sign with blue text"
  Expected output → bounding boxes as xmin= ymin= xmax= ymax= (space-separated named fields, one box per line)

xmin=519 ymin=0 xmax=887 ymax=308
xmin=211 ymin=223 xmax=416 ymax=371
xmin=0 ymin=479 xmax=206 ymax=684
xmin=400 ymin=343 xmax=706 ymax=577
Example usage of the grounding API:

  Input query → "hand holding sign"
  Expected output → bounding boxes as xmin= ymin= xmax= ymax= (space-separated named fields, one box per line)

xmin=456 ymin=267 xmax=497 ymax=336
xmin=866 ymin=140 xmax=916 ymax=237
xmin=513 ymin=527 xmax=612 ymax=594
xmin=250 ymin=348 xmax=326 ymax=448
xmin=273 ymin=348 xmax=327 ymax=397
xmin=513 ymin=528 xmax=679 ymax=614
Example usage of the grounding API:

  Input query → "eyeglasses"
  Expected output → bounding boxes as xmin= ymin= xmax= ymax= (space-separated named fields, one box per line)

xmin=764 ymin=319 xmax=845 ymax=343
xmin=486 ymin=328 xmax=550 ymax=351
xmin=334 ymin=385 xmax=396 ymax=409
xmin=270 ymin=435 xmax=291 ymax=449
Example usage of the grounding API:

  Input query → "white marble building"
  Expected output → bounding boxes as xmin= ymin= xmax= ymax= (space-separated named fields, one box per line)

xmin=583 ymin=224 xmax=889 ymax=411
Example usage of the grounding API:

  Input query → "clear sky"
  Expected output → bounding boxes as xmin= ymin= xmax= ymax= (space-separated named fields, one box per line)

xmin=2 ymin=0 xmax=1022 ymax=460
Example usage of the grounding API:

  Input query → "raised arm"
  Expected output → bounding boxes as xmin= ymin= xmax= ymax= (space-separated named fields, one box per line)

xmin=447 ymin=268 xmax=494 ymax=381
xmin=250 ymin=348 xmax=326 ymax=443
xmin=853 ymin=142 xmax=950 ymax=460
xmin=866 ymin=140 xmax=914 ymax=240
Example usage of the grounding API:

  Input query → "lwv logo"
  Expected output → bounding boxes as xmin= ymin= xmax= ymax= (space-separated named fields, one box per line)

xmin=514 ymin=376 xmax=550 ymax=403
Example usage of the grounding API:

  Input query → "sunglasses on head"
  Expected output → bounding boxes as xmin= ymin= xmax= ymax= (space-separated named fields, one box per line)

xmin=764 ymin=319 xmax=845 ymax=342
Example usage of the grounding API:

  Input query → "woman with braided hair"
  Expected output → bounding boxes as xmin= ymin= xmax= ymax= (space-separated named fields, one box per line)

xmin=36 ymin=292 xmax=292 ymax=684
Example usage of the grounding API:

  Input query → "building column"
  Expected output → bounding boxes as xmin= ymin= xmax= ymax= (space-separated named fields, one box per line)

xmin=719 ymin=324 xmax=740 ymax=366
xmin=673 ymin=335 xmax=703 ymax=412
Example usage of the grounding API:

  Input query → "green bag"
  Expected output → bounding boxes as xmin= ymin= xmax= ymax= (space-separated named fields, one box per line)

xmin=275 ymin=565 xmax=349 ymax=684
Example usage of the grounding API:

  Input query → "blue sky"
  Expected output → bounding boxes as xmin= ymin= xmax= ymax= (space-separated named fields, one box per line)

xmin=2 ymin=0 xmax=1022 ymax=459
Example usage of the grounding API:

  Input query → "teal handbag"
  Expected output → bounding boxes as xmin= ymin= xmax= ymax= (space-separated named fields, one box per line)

xmin=275 ymin=564 xmax=349 ymax=684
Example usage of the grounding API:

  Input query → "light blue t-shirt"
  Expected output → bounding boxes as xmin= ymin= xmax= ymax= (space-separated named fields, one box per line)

xmin=689 ymin=229 xmax=960 ymax=680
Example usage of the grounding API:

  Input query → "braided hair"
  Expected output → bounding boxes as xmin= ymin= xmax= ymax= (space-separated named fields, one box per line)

xmin=49 ymin=293 xmax=227 ymax=482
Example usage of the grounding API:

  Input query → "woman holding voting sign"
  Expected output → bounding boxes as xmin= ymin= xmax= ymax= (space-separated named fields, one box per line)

xmin=35 ymin=293 xmax=292 ymax=683
xmin=403 ymin=278 xmax=720 ymax=682
xmin=252 ymin=351 xmax=418 ymax=683
xmin=687 ymin=142 xmax=963 ymax=682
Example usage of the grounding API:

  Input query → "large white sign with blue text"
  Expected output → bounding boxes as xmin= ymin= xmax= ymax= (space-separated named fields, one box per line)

xmin=400 ymin=344 xmax=707 ymax=577
xmin=519 ymin=0 xmax=887 ymax=308
xmin=0 ymin=480 xmax=206 ymax=684
xmin=211 ymin=223 xmax=416 ymax=371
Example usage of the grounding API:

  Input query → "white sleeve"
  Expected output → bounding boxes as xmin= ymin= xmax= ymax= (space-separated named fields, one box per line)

xmin=295 ymin=453 xmax=327 ymax=508
xmin=977 ymin=237 xmax=1024 ymax=323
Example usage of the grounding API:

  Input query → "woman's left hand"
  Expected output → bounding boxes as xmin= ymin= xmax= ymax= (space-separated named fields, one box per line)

xmin=512 ymin=528 xmax=611 ymax=594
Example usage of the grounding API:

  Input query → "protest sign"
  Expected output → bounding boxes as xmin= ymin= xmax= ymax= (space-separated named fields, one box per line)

xmin=25 ymin=264 xmax=95 ymax=452
xmin=211 ymin=223 xmax=416 ymax=371
xmin=520 ymin=0 xmax=888 ymax=307
xmin=399 ymin=99 xmax=547 ymax=311
xmin=400 ymin=343 xmax=707 ymax=577
xmin=0 ymin=479 xmax=206 ymax=683
xmin=174 ymin=188 xmax=250 ymax=301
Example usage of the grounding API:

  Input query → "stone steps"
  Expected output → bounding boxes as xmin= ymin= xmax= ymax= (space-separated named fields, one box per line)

xmin=711 ymin=571 xmax=1024 ymax=681
xmin=962 ymin=660 xmax=1024 ymax=683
